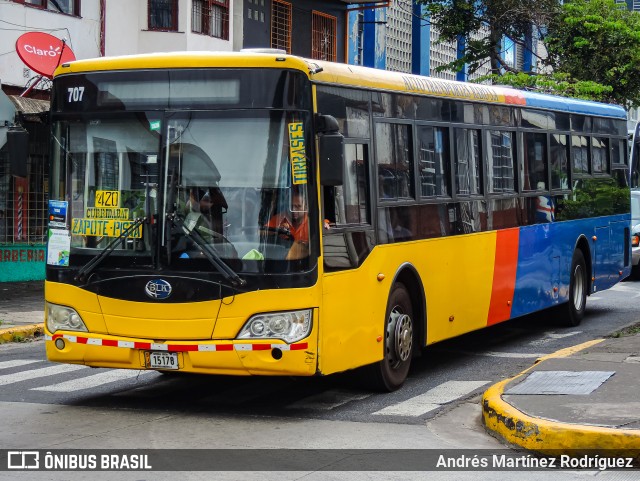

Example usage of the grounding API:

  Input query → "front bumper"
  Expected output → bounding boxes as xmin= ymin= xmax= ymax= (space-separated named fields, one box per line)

xmin=45 ymin=331 xmax=316 ymax=376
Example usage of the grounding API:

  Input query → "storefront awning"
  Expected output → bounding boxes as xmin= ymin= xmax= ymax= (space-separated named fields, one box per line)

xmin=8 ymin=95 xmax=49 ymax=122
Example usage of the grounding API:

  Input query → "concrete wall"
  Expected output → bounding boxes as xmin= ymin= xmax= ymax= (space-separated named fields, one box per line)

xmin=104 ymin=0 xmax=235 ymax=56
xmin=0 ymin=1 xmax=100 ymax=89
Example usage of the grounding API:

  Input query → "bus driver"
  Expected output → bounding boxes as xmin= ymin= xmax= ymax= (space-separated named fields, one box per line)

xmin=263 ymin=192 xmax=309 ymax=260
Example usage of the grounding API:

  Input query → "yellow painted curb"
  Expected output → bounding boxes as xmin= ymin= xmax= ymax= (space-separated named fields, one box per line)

xmin=0 ymin=323 xmax=44 ymax=343
xmin=482 ymin=339 xmax=640 ymax=454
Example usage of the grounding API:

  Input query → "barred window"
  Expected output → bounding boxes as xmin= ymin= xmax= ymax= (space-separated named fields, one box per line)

xmin=455 ymin=129 xmax=482 ymax=196
xmin=149 ymin=0 xmax=178 ymax=31
xmin=193 ymin=0 xmax=229 ymax=39
xmin=311 ymin=11 xmax=337 ymax=62
xmin=17 ymin=0 xmax=80 ymax=16
xmin=271 ymin=0 xmax=292 ymax=53
xmin=486 ymin=130 xmax=515 ymax=194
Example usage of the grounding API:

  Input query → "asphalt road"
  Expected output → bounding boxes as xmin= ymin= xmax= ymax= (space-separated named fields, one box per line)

xmin=0 ymin=281 xmax=639 ymax=480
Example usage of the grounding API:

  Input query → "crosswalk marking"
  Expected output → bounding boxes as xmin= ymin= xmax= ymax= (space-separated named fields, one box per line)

xmin=288 ymin=389 xmax=371 ymax=410
xmin=0 ymin=364 xmax=86 ymax=386
xmin=0 ymin=360 xmax=40 ymax=370
xmin=432 ymin=349 xmax=546 ymax=359
xmin=373 ymin=380 xmax=489 ymax=417
xmin=32 ymin=369 xmax=154 ymax=392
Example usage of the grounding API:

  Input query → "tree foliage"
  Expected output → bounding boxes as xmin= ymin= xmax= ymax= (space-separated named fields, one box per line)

xmin=418 ymin=0 xmax=640 ymax=106
xmin=545 ymin=0 xmax=640 ymax=107
xmin=417 ymin=0 xmax=559 ymax=75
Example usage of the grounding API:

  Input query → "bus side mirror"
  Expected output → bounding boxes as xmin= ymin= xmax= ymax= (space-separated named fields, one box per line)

xmin=7 ymin=128 xmax=29 ymax=178
xmin=319 ymin=133 xmax=344 ymax=186
xmin=316 ymin=114 xmax=343 ymax=186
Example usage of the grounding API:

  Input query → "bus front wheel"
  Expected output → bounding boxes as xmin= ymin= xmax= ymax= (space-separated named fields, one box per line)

xmin=362 ymin=283 xmax=414 ymax=392
xmin=563 ymin=249 xmax=587 ymax=327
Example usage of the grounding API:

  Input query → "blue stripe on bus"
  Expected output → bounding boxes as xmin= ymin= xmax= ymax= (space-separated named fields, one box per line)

xmin=509 ymin=214 xmax=631 ymax=318
xmin=523 ymin=91 xmax=627 ymax=118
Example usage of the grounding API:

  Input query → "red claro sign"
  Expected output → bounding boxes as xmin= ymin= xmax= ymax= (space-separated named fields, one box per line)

xmin=15 ymin=32 xmax=76 ymax=79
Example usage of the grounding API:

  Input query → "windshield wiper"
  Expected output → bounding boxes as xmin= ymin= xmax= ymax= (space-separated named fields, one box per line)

xmin=75 ymin=217 xmax=147 ymax=283
xmin=168 ymin=213 xmax=246 ymax=287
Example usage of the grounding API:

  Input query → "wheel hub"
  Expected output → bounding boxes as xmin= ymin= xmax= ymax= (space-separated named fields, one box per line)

xmin=387 ymin=310 xmax=413 ymax=364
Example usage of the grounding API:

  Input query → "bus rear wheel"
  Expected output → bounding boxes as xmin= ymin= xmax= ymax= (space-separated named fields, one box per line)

xmin=563 ymin=249 xmax=587 ymax=327
xmin=362 ymin=283 xmax=414 ymax=392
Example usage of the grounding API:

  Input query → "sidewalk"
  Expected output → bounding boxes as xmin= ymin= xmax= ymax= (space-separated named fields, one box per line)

xmin=482 ymin=324 xmax=640 ymax=454
xmin=0 ymin=281 xmax=44 ymax=342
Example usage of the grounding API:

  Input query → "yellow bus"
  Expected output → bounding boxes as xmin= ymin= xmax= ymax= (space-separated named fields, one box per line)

xmin=45 ymin=50 xmax=631 ymax=391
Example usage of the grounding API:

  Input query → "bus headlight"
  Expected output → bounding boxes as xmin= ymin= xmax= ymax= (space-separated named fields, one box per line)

xmin=46 ymin=303 xmax=87 ymax=333
xmin=237 ymin=309 xmax=312 ymax=344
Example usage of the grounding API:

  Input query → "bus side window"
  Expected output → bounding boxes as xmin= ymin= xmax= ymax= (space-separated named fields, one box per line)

xmin=324 ymin=143 xmax=370 ymax=228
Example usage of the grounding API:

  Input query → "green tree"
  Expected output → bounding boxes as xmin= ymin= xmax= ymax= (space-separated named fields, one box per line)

xmin=417 ymin=0 xmax=559 ymax=75
xmin=418 ymin=0 xmax=640 ymax=105
xmin=545 ymin=0 xmax=640 ymax=107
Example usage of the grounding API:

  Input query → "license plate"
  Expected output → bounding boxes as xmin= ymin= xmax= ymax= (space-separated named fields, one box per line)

xmin=145 ymin=351 xmax=179 ymax=370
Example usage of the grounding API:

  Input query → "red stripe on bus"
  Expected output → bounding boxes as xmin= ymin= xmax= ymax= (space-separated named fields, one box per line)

xmin=134 ymin=342 xmax=151 ymax=349
xmin=251 ymin=344 xmax=272 ymax=351
xmin=487 ymin=228 xmax=519 ymax=326
xmin=216 ymin=344 xmax=234 ymax=351
xmin=102 ymin=339 xmax=118 ymax=347
xmin=290 ymin=342 xmax=308 ymax=350
xmin=77 ymin=337 xmax=88 ymax=344
xmin=168 ymin=344 xmax=198 ymax=352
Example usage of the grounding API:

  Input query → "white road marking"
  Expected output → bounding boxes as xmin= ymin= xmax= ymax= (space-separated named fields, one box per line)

xmin=32 ymin=369 xmax=154 ymax=392
xmin=0 ymin=364 xmax=86 ymax=386
xmin=0 ymin=360 xmax=41 ymax=370
xmin=432 ymin=349 xmax=546 ymax=358
xmin=528 ymin=331 xmax=582 ymax=346
xmin=373 ymin=380 xmax=489 ymax=417
xmin=288 ymin=390 xmax=371 ymax=410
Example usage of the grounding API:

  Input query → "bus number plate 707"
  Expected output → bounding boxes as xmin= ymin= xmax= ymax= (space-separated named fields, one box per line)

xmin=145 ymin=351 xmax=179 ymax=370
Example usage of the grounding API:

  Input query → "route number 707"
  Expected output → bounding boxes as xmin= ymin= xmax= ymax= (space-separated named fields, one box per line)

xmin=67 ymin=86 xmax=85 ymax=103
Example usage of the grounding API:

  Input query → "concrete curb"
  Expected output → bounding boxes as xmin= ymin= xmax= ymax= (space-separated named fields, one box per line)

xmin=481 ymin=339 xmax=640 ymax=454
xmin=0 ymin=323 xmax=44 ymax=343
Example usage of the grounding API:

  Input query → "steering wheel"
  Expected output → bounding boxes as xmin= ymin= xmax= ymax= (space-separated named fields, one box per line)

xmin=260 ymin=226 xmax=295 ymax=243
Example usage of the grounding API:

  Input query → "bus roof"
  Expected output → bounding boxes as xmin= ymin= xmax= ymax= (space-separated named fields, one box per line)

xmin=55 ymin=51 xmax=627 ymax=120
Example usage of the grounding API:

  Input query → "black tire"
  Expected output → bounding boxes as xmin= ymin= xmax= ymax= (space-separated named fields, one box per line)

xmin=562 ymin=249 xmax=587 ymax=327
xmin=361 ymin=283 xmax=414 ymax=392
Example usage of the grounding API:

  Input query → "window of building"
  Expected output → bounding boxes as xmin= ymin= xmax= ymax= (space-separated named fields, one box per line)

xmin=571 ymin=135 xmax=590 ymax=175
xmin=311 ymin=11 xmax=337 ymax=62
xmin=592 ymin=137 xmax=609 ymax=174
xmin=16 ymin=0 xmax=80 ymax=16
xmin=271 ymin=0 xmax=292 ymax=53
xmin=192 ymin=0 xmax=229 ymax=39
xmin=522 ymin=132 xmax=548 ymax=191
xmin=149 ymin=0 xmax=178 ymax=32
xmin=550 ymin=134 xmax=569 ymax=190
xmin=417 ymin=126 xmax=450 ymax=197
xmin=454 ymin=128 xmax=482 ymax=196
xmin=376 ymin=123 xmax=414 ymax=200
xmin=486 ymin=130 xmax=515 ymax=194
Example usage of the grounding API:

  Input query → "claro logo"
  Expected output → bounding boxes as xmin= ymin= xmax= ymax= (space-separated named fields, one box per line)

xmin=145 ymin=279 xmax=173 ymax=300
xmin=23 ymin=44 xmax=61 ymax=57
xmin=15 ymin=32 xmax=76 ymax=78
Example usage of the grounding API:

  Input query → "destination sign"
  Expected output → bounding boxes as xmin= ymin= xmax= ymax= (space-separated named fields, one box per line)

xmin=71 ymin=219 xmax=142 ymax=238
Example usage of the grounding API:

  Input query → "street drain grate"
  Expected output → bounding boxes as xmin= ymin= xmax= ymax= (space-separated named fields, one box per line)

xmin=504 ymin=371 xmax=615 ymax=395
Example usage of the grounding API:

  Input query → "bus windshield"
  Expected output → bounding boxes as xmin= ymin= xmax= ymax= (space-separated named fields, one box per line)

xmin=52 ymin=109 xmax=314 ymax=275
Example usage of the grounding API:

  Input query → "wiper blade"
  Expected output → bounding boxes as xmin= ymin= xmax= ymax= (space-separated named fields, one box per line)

xmin=75 ymin=217 xmax=147 ymax=283
xmin=168 ymin=213 xmax=246 ymax=287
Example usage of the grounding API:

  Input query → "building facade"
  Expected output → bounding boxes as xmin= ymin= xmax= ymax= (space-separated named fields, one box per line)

xmin=0 ymin=0 xmax=353 ymax=281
